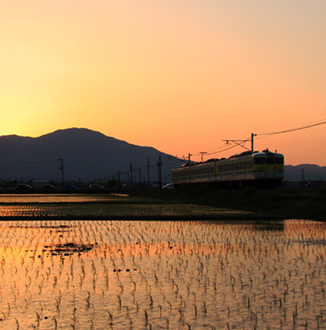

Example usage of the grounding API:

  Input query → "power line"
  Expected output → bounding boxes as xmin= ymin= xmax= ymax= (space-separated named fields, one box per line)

xmin=206 ymin=143 xmax=239 ymax=156
xmin=181 ymin=118 xmax=326 ymax=160
xmin=257 ymin=119 xmax=326 ymax=136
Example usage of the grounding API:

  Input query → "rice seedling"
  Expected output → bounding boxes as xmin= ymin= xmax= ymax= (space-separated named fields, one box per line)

xmin=0 ymin=194 xmax=326 ymax=328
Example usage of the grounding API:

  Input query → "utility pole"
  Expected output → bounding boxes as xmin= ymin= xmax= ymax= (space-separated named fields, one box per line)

xmin=119 ymin=171 xmax=129 ymax=184
xmin=132 ymin=168 xmax=142 ymax=186
xmin=147 ymin=157 xmax=150 ymax=185
xmin=251 ymin=133 xmax=256 ymax=152
xmin=188 ymin=153 xmax=192 ymax=165
xmin=130 ymin=163 xmax=133 ymax=189
xmin=58 ymin=159 xmax=64 ymax=188
xmin=199 ymin=152 xmax=207 ymax=162
xmin=223 ymin=133 xmax=257 ymax=152
xmin=157 ymin=155 xmax=162 ymax=189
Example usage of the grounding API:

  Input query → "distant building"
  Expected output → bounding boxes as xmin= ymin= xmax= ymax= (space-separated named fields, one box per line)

xmin=31 ymin=180 xmax=50 ymax=190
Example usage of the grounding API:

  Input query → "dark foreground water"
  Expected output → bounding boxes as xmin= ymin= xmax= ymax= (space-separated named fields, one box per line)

xmin=0 ymin=218 xmax=325 ymax=329
xmin=0 ymin=194 xmax=263 ymax=220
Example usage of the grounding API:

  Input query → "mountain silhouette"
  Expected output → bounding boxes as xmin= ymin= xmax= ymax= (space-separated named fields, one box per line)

xmin=0 ymin=128 xmax=181 ymax=184
xmin=284 ymin=164 xmax=326 ymax=182
xmin=0 ymin=128 xmax=325 ymax=184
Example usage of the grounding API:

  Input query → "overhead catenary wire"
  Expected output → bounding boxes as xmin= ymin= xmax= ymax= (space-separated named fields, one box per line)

xmin=205 ymin=143 xmax=240 ymax=156
xmin=257 ymin=119 xmax=326 ymax=136
xmin=185 ymin=118 xmax=326 ymax=160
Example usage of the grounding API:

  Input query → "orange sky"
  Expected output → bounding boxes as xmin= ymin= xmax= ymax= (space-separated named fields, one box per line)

xmin=1 ymin=0 xmax=326 ymax=165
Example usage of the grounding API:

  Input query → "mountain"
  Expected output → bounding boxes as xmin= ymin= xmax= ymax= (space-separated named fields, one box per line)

xmin=0 ymin=128 xmax=182 ymax=184
xmin=284 ymin=164 xmax=326 ymax=182
xmin=1 ymin=128 xmax=325 ymax=185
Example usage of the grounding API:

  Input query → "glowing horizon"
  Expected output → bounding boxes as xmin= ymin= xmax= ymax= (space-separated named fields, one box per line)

xmin=1 ymin=1 xmax=326 ymax=165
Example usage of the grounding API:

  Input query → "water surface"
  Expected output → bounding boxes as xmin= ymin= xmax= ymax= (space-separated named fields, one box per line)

xmin=0 ymin=219 xmax=325 ymax=329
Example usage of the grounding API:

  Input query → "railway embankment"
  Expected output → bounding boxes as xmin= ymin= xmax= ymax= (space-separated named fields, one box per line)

xmin=0 ymin=188 xmax=325 ymax=221
xmin=146 ymin=187 xmax=326 ymax=221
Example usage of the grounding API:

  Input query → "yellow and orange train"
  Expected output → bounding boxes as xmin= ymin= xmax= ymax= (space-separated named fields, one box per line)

xmin=172 ymin=149 xmax=284 ymax=188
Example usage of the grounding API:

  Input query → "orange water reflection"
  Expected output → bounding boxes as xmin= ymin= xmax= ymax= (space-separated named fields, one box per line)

xmin=0 ymin=220 xmax=325 ymax=329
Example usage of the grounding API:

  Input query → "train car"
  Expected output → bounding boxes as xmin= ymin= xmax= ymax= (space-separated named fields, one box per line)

xmin=172 ymin=149 xmax=284 ymax=188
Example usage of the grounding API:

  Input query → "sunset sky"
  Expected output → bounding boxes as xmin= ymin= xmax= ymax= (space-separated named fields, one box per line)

xmin=1 ymin=0 xmax=326 ymax=165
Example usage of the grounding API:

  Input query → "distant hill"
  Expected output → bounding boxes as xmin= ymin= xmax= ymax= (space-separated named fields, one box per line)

xmin=0 ymin=128 xmax=325 ymax=185
xmin=284 ymin=164 xmax=326 ymax=182
xmin=0 ymin=128 xmax=183 ymax=184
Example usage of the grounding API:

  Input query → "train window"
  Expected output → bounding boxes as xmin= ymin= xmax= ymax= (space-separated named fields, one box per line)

xmin=254 ymin=158 xmax=265 ymax=164
xmin=275 ymin=158 xmax=284 ymax=164
xmin=266 ymin=158 xmax=274 ymax=164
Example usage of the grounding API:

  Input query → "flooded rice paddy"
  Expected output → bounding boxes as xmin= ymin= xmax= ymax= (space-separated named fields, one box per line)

xmin=0 ymin=194 xmax=116 ymax=204
xmin=0 ymin=195 xmax=325 ymax=329
xmin=0 ymin=194 xmax=259 ymax=219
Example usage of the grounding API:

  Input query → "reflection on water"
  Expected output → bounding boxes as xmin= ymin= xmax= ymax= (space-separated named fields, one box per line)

xmin=0 ymin=193 xmax=118 ymax=203
xmin=0 ymin=220 xmax=325 ymax=329
xmin=0 ymin=194 xmax=257 ymax=218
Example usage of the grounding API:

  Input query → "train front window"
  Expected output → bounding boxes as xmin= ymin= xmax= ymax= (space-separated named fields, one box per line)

xmin=266 ymin=158 xmax=274 ymax=164
xmin=275 ymin=157 xmax=284 ymax=165
xmin=254 ymin=158 xmax=265 ymax=164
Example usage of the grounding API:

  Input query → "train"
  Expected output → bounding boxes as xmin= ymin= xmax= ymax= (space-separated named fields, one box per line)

xmin=172 ymin=149 xmax=284 ymax=188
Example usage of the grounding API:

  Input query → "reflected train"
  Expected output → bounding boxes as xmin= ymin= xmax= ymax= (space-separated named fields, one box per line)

xmin=172 ymin=149 xmax=284 ymax=188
